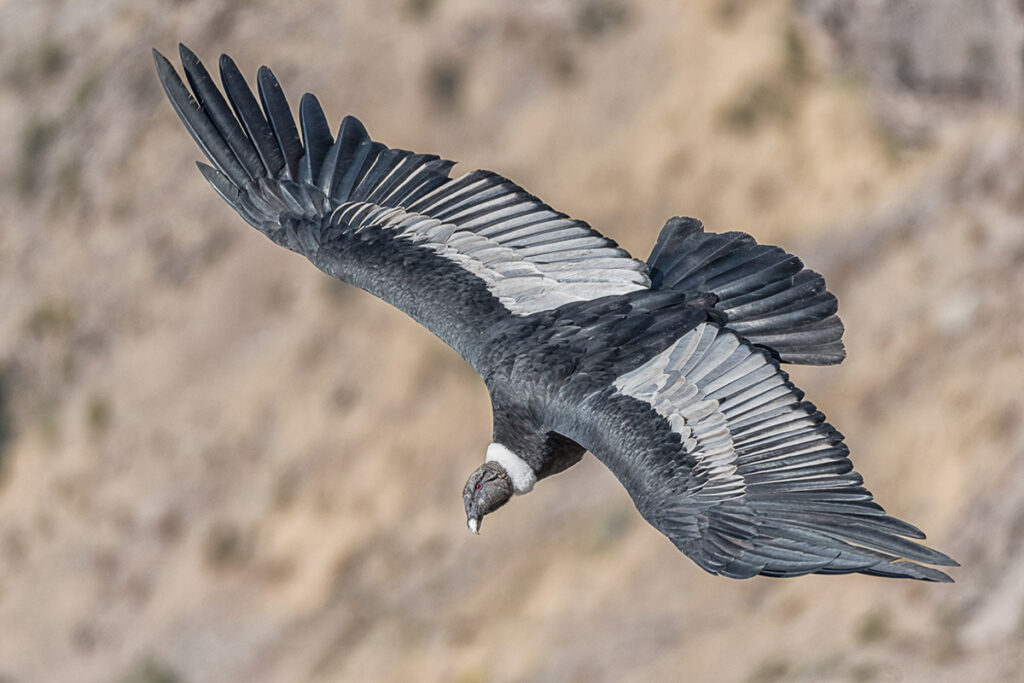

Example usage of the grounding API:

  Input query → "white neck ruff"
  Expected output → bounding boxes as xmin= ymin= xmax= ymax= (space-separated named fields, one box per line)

xmin=486 ymin=442 xmax=537 ymax=494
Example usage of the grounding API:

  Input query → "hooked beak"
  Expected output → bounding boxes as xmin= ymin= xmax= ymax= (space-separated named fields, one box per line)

xmin=467 ymin=517 xmax=481 ymax=535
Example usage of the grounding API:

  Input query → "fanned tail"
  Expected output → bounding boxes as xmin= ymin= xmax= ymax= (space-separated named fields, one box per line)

xmin=647 ymin=217 xmax=845 ymax=365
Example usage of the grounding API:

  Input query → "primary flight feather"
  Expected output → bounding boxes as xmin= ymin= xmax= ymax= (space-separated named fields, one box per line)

xmin=155 ymin=45 xmax=957 ymax=582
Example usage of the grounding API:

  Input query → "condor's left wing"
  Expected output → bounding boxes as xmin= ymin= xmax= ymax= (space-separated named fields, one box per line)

xmin=155 ymin=46 xmax=650 ymax=369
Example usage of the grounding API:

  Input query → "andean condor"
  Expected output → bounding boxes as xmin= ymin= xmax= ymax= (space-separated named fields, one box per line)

xmin=155 ymin=46 xmax=957 ymax=582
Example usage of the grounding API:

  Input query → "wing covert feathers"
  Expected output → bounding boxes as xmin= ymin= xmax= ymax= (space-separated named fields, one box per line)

xmin=648 ymin=217 xmax=846 ymax=365
xmin=155 ymin=46 xmax=649 ymax=316
xmin=612 ymin=323 xmax=956 ymax=581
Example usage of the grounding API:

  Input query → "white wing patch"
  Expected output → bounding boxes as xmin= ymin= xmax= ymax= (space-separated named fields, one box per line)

xmin=615 ymin=323 xmax=825 ymax=502
xmin=329 ymin=185 xmax=650 ymax=315
xmin=616 ymin=322 xmax=842 ymax=502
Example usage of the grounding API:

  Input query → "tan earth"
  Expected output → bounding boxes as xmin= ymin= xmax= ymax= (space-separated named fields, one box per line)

xmin=0 ymin=1 xmax=1022 ymax=681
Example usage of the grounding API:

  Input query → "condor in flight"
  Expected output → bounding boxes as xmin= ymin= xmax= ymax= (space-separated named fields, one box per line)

xmin=155 ymin=46 xmax=957 ymax=582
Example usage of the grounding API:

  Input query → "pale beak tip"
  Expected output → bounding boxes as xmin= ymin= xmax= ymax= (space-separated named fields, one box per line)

xmin=468 ymin=518 xmax=480 ymax=535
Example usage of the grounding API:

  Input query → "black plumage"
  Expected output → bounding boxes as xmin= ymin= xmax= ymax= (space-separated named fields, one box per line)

xmin=648 ymin=217 xmax=845 ymax=364
xmin=155 ymin=47 xmax=957 ymax=582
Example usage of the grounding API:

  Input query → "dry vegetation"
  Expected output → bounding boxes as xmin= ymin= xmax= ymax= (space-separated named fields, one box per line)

xmin=0 ymin=0 xmax=1021 ymax=681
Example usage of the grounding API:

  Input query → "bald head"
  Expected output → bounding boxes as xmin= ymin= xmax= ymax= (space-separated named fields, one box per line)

xmin=462 ymin=461 xmax=514 ymax=534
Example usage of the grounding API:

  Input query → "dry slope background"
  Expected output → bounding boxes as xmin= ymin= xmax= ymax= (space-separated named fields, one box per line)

xmin=1 ymin=0 xmax=1022 ymax=681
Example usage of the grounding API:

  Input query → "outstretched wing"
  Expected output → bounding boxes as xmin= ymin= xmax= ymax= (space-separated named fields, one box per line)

xmin=154 ymin=46 xmax=650 ymax=368
xmin=557 ymin=321 xmax=956 ymax=581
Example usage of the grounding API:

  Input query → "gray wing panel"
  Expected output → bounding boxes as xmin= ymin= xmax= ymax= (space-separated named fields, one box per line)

xmin=402 ymin=170 xmax=651 ymax=312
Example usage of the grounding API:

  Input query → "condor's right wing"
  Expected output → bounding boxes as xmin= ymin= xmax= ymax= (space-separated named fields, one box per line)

xmin=557 ymin=321 xmax=956 ymax=581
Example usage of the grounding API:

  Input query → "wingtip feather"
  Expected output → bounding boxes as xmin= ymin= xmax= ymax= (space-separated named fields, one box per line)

xmin=177 ymin=42 xmax=200 ymax=69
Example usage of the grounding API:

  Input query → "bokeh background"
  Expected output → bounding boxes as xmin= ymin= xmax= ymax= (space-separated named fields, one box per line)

xmin=1 ymin=0 xmax=1022 ymax=681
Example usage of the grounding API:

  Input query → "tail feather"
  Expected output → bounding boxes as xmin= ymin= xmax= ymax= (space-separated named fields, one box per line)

xmin=648 ymin=217 xmax=845 ymax=365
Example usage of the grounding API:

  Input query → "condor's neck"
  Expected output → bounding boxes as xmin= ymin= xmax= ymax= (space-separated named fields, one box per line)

xmin=489 ymin=386 xmax=587 ymax=482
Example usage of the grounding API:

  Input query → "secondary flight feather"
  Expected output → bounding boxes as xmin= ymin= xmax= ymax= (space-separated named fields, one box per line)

xmin=155 ymin=45 xmax=957 ymax=582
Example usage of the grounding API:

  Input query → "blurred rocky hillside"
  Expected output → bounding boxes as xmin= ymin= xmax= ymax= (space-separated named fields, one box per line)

xmin=0 ymin=1 xmax=1022 ymax=681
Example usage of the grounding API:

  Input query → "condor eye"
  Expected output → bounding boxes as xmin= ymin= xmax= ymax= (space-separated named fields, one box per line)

xmin=475 ymin=483 xmax=483 ymax=490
